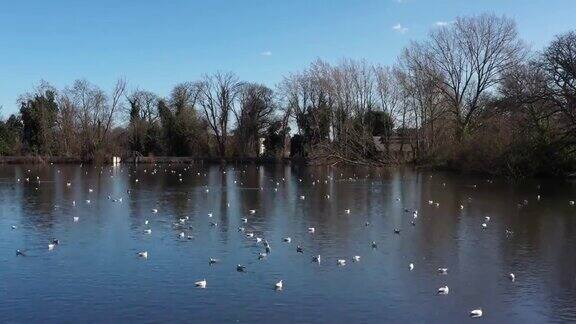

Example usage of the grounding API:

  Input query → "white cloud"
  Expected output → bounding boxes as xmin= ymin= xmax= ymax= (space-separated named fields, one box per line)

xmin=434 ymin=21 xmax=451 ymax=27
xmin=392 ymin=23 xmax=408 ymax=34
xmin=260 ymin=51 xmax=272 ymax=57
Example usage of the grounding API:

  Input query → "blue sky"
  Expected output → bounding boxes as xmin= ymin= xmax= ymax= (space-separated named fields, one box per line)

xmin=1 ymin=0 xmax=575 ymax=115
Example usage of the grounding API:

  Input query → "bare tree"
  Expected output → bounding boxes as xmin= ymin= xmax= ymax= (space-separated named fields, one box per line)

xmin=421 ymin=14 xmax=526 ymax=139
xmin=198 ymin=72 xmax=242 ymax=157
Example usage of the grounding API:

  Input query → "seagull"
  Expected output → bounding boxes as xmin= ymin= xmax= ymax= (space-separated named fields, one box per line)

xmin=299 ymin=195 xmax=305 ymax=200
xmin=509 ymin=273 xmax=516 ymax=282
xmin=394 ymin=229 xmax=401 ymax=234
xmin=238 ymin=227 xmax=245 ymax=232
xmin=283 ymin=237 xmax=291 ymax=243
xmin=482 ymin=223 xmax=488 ymax=229
xmin=73 ymin=216 xmax=79 ymax=222
xmin=144 ymin=229 xmax=152 ymax=234
xmin=210 ymin=222 xmax=218 ymax=227
xmin=438 ymin=268 xmax=448 ymax=274
xmin=195 ymin=279 xmax=207 ymax=288
xmin=137 ymin=251 xmax=148 ymax=259
xmin=275 ymin=280 xmax=283 ymax=290
xmin=236 ymin=264 xmax=247 ymax=272
xmin=209 ymin=258 xmax=219 ymax=265
xmin=256 ymin=237 xmax=262 ymax=243
xmin=337 ymin=259 xmax=347 ymax=266
xmin=409 ymin=263 xmax=414 ymax=271
xmin=437 ymin=286 xmax=449 ymax=295
xmin=86 ymin=199 xmax=91 ymax=204
xmin=460 ymin=205 xmax=464 ymax=210
xmin=353 ymin=255 xmax=361 ymax=262
xmin=308 ymin=227 xmax=315 ymax=233
xmin=258 ymin=253 xmax=267 ymax=260
xmin=241 ymin=218 xmax=248 ymax=223
xmin=470 ymin=309 xmax=483 ymax=318
xmin=570 ymin=201 xmax=575 ymax=206
xmin=16 ymin=249 xmax=26 ymax=256
xmin=246 ymin=233 xmax=254 ymax=238
xmin=485 ymin=216 xmax=491 ymax=222
xmin=11 ymin=225 xmax=17 ymax=230
xmin=144 ymin=220 xmax=149 ymax=225
xmin=249 ymin=209 xmax=256 ymax=214
xmin=371 ymin=241 xmax=377 ymax=249
xmin=296 ymin=246 xmax=304 ymax=253
xmin=312 ymin=255 xmax=321 ymax=263
xmin=345 ymin=209 xmax=351 ymax=214
xmin=208 ymin=213 xmax=213 ymax=218
xmin=179 ymin=232 xmax=185 ymax=238
xmin=152 ymin=208 xmax=158 ymax=213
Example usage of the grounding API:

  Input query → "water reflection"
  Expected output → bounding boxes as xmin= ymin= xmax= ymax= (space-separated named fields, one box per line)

xmin=1 ymin=163 xmax=575 ymax=323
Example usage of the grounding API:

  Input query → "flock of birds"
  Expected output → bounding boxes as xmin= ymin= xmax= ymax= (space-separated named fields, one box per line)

xmin=9 ymin=163 xmax=566 ymax=320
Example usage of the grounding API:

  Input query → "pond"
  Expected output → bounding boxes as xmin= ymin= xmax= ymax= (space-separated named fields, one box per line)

xmin=1 ymin=163 xmax=575 ymax=323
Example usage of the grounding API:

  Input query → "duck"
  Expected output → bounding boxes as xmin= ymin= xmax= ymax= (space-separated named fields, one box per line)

xmin=195 ymin=279 xmax=207 ymax=288
xmin=437 ymin=286 xmax=449 ymax=295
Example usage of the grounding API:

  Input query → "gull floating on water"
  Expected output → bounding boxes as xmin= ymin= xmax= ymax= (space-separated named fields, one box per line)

xmin=470 ymin=309 xmax=483 ymax=317
xmin=353 ymin=256 xmax=361 ymax=262
xmin=438 ymin=268 xmax=448 ymax=274
xmin=258 ymin=252 xmax=267 ymax=260
xmin=195 ymin=279 xmax=207 ymax=288
xmin=409 ymin=263 xmax=414 ymax=271
xmin=144 ymin=229 xmax=152 ymax=234
xmin=144 ymin=220 xmax=149 ymax=225
xmin=275 ymin=280 xmax=283 ymax=290
xmin=249 ymin=209 xmax=256 ymax=214
xmin=48 ymin=243 xmax=55 ymax=250
xmin=241 ymin=218 xmax=248 ymax=223
xmin=345 ymin=209 xmax=351 ymax=214
xmin=73 ymin=216 xmax=79 ymax=222
xmin=152 ymin=208 xmax=158 ymax=213
xmin=312 ymin=255 xmax=321 ymax=263
xmin=482 ymin=223 xmax=488 ymax=229
xmin=308 ymin=227 xmax=315 ymax=233
xmin=236 ymin=264 xmax=246 ymax=272
xmin=137 ymin=251 xmax=148 ymax=259
xmin=485 ymin=216 xmax=491 ymax=222
xmin=509 ymin=273 xmax=516 ymax=282
xmin=283 ymin=237 xmax=291 ymax=243
xmin=337 ymin=259 xmax=347 ymax=266
xmin=297 ymin=246 xmax=303 ymax=253
xmin=209 ymin=258 xmax=219 ymax=265
xmin=437 ymin=286 xmax=449 ymax=295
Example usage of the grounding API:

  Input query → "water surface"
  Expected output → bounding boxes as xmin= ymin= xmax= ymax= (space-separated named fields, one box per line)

xmin=1 ymin=163 xmax=575 ymax=323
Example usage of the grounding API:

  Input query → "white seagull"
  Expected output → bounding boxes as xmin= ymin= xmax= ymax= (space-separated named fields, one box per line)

xmin=470 ymin=309 xmax=483 ymax=317
xmin=437 ymin=286 xmax=449 ymax=295
xmin=275 ymin=280 xmax=283 ymax=290
xmin=137 ymin=251 xmax=148 ymax=259
xmin=195 ymin=279 xmax=207 ymax=288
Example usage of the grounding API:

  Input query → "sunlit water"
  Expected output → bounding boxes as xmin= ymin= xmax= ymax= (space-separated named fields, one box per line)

xmin=1 ymin=163 xmax=576 ymax=323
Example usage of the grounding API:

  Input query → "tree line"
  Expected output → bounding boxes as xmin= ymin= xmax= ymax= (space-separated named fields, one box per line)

xmin=0 ymin=13 xmax=575 ymax=177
